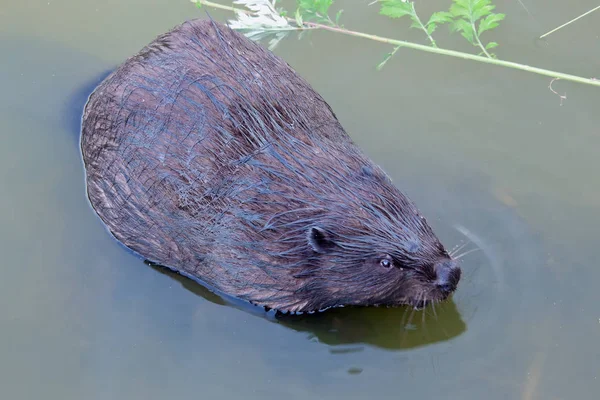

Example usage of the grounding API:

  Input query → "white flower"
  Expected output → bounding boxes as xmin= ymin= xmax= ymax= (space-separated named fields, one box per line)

xmin=228 ymin=0 xmax=291 ymax=31
xmin=226 ymin=0 xmax=298 ymax=50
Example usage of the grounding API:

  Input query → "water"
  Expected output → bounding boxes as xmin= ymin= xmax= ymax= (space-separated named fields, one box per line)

xmin=1 ymin=1 xmax=599 ymax=399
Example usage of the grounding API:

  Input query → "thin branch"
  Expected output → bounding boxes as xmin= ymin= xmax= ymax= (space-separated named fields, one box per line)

xmin=466 ymin=1 xmax=492 ymax=58
xmin=548 ymin=78 xmax=567 ymax=106
xmin=410 ymin=3 xmax=437 ymax=48
xmin=193 ymin=0 xmax=600 ymax=88
xmin=540 ymin=5 xmax=600 ymax=39
xmin=472 ymin=21 xmax=492 ymax=58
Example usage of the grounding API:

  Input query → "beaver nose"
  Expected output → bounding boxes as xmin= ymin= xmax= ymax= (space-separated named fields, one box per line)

xmin=434 ymin=260 xmax=461 ymax=294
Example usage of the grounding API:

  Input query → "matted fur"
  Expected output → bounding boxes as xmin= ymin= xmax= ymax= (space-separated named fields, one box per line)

xmin=81 ymin=19 xmax=460 ymax=313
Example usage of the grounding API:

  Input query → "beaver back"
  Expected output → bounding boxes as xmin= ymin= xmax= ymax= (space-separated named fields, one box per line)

xmin=81 ymin=19 xmax=456 ymax=313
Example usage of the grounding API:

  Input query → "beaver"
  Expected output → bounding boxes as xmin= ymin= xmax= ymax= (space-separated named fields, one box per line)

xmin=80 ymin=18 xmax=461 ymax=313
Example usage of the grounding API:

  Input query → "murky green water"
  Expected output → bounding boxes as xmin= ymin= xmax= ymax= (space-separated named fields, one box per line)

xmin=1 ymin=1 xmax=599 ymax=399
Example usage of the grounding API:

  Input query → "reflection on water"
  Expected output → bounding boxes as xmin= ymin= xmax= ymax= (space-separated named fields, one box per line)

xmin=146 ymin=168 xmax=547 ymax=361
xmin=278 ymin=302 xmax=466 ymax=351
xmin=64 ymin=68 xmax=114 ymax=141
xmin=2 ymin=1 xmax=600 ymax=399
xmin=152 ymin=264 xmax=467 ymax=350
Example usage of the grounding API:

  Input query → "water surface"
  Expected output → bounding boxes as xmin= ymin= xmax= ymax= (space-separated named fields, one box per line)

xmin=1 ymin=1 xmax=599 ymax=399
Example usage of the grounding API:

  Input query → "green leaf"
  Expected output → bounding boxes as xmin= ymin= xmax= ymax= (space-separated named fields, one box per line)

xmin=449 ymin=0 xmax=494 ymax=21
xmin=471 ymin=0 xmax=490 ymax=9
xmin=377 ymin=52 xmax=393 ymax=71
xmin=315 ymin=0 xmax=333 ymax=15
xmin=427 ymin=11 xmax=453 ymax=27
xmin=452 ymin=0 xmax=469 ymax=8
xmin=449 ymin=18 xmax=471 ymax=33
xmin=472 ymin=5 xmax=495 ymax=21
xmin=478 ymin=13 xmax=505 ymax=35
xmin=450 ymin=19 xmax=475 ymax=44
xmin=379 ymin=0 xmax=413 ymax=19
xmin=297 ymin=0 xmax=312 ymax=11
xmin=335 ymin=9 xmax=344 ymax=25
xmin=449 ymin=3 xmax=470 ymax=19
xmin=485 ymin=41 xmax=499 ymax=49
xmin=376 ymin=45 xmax=402 ymax=70
xmin=297 ymin=0 xmax=333 ymax=21
xmin=427 ymin=23 xmax=437 ymax=35
xmin=409 ymin=20 xmax=422 ymax=30
xmin=460 ymin=31 xmax=476 ymax=44
xmin=295 ymin=8 xmax=304 ymax=26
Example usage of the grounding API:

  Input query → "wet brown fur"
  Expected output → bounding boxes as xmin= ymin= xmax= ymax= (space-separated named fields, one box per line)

xmin=81 ymin=19 xmax=460 ymax=313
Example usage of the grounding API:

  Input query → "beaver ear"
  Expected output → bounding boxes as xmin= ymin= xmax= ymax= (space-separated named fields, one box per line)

xmin=307 ymin=226 xmax=336 ymax=253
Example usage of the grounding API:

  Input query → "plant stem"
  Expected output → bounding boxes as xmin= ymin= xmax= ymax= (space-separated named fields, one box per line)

xmin=471 ymin=21 xmax=492 ymax=58
xmin=195 ymin=0 xmax=239 ymax=13
xmin=193 ymin=0 xmax=600 ymax=88
xmin=540 ymin=5 xmax=600 ymax=39
xmin=410 ymin=3 xmax=437 ymax=48
xmin=466 ymin=1 xmax=491 ymax=58
xmin=377 ymin=45 xmax=402 ymax=70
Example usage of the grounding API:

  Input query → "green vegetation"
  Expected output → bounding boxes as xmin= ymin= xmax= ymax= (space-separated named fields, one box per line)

xmin=375 ymin=0 xmax=505 ymax=68
xmin=191 ymin=0 xmax=600 ymax=89
xmin=377 ymin=0 xmax=503 ymax=55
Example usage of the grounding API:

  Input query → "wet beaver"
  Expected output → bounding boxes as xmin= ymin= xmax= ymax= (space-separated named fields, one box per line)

xmin=80 ymin=19 xmax=461 ymax=313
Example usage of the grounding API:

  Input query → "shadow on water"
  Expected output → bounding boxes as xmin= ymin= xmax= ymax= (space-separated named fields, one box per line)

xmin=50 ymin=38 xmax=461 ymax=353
xmin=144 ymin=169 xmax=546 ymax=355
xmin=62 ymin=32 xmax=547 ymax=356
xmin=0 ymin=35 xmax=110 ymax=144
xmin=149 ymin=263 xmax=466 ymax=350
xmin=64 ymin=68 xmax=114 ymax=141
xmin=277 ymin=302 xmax=466 ymax=351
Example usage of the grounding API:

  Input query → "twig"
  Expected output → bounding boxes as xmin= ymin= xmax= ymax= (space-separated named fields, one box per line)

xmin=471 ymin=20 xmax=492 ymax=58
xmin=540 ymin=5 xmax=600 ymax=39
xmin=548 ymin=78 xmax=567 ymax=106
xmin=193 ymin=0 xmax=600 ymax=89
xmin=515 ymin=0 xmax=532 ymax=16
xmin=409 ymin=3 xmax=437 ymax=48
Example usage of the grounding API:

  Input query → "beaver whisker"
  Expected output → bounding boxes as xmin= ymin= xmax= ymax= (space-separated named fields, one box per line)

xmin=455 ymin=223 xmax=504 ymax=294
xmin=449 ymin=240 xmax=471 ymax=257
xmin=400 ymin=301 xmax=411 ymax=327
xmin=430 ymin=298 xmax=438 ymax=320
xmin=454 ymin=247 xmax=481 ymax=260
xmin=449 ymin=242 xmax=462 ymax=254
xmin=406 ymin=303 xmax=418 ymax=329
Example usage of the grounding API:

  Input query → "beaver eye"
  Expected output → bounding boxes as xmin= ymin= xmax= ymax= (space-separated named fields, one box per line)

xmin=380 ymin=258 xmax=392 ymax=268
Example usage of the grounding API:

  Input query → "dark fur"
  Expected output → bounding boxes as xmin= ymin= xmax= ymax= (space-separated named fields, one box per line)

xmin=80 ymin=19 xmax=460 ymax=313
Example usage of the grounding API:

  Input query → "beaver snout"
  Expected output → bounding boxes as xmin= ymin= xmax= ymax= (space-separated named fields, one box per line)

xmin=434 ymin=260 xmax=461 ymax=294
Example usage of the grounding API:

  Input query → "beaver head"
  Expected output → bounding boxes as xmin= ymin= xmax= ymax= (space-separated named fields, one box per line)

xmin=192 ymin=100 xmax=464 ymax=313
xmin=233 ymin=149 xmax=462 ymax=313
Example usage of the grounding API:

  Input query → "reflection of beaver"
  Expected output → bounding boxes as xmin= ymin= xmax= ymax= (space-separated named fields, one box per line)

xmin=81 ymin=19 xmax=460 ymax=313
